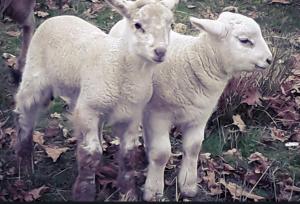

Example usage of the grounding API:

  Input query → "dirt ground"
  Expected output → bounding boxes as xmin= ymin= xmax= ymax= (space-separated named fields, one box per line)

xmin=0 ymin=0 xmax=299 ymax=201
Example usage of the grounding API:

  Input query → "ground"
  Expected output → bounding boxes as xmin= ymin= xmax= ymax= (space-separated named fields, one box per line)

xmin=0 ymin=0 xmax=299 ymax=202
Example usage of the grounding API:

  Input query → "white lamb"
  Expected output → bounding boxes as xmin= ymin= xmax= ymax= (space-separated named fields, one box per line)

xmin=14 ymin=0 xmax=177 ymax=201
xmin=109 ymin=12 xmax=273 ymax=200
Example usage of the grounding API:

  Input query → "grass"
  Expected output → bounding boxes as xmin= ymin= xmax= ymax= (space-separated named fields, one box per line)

xmin=0 ymin=0 xmax=299 ymax=202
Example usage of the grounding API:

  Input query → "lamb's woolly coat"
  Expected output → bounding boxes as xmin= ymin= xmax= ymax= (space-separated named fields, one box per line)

xmin=15 ymin=0 xmax=176 ymax=198
xmin=109 ymin=12 xmax=273 ymax=201
xmin=18 ymin=15 xmax=153 ymax=125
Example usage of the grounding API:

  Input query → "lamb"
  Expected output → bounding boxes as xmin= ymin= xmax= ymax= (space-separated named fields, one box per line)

xmin=1 ymin=0 xmax=36 ymax=83
xmin=14 ymin=0 xmax=176 ymax=201
xmin=109 ymin=11 xmax=273 ymax=201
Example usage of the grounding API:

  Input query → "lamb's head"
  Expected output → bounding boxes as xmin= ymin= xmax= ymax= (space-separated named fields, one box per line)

xmin=105 ymin=0 xmax=177 ymax=63
xmin=190 ymin=12 xmax=273 ymax=73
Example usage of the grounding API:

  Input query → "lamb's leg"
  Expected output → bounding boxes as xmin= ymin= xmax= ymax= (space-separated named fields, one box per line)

xmin=178 ymin=124 xmax=205 ymax=197
xmin=115 ymin=120 xmax=140 ymax=199
xmin=72 ymin=105 xmax=102 ymax=201
xmin=143 ymin=112 xmax=171 ymax=201
xmin=14 ymin=11 xmax=35 ymax=83
xmin=14 ymin=84 xmax=52 ymax=173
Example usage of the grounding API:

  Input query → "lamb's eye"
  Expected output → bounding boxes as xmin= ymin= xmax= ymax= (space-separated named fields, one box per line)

xmin=134 ymin=22 xmax=145 ymax=33
xmin=239 ymin=38 xmax=254 ymax=46
xmin=171 ymin=23 xmax=175 ymax=29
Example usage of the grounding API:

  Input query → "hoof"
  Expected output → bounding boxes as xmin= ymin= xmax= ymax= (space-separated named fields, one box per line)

xmin=180 ymin=184 xmax=198 ymax=198
xmin=72 ymin=177 xmax=96 ymax=201
xmin=143 ymin=187 xmax=163 ymax=201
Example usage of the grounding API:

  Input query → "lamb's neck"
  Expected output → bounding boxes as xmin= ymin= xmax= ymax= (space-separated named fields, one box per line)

xmin=186 ymin=34 xmax=231 ymax=91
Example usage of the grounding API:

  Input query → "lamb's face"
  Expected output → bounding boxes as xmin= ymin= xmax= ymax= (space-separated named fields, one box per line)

xmin=127 ymin=2 xmax=174 ymax=63
xmin=190 ymin=12 xmax=273 ymax=73
xmin=218 ymin=12 xmax=273 ymax=72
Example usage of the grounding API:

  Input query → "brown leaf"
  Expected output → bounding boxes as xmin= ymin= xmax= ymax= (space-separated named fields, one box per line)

xmin=271 ymin=127 xmax=289 ymax=142
xmin=4 ymin=128 xmax=17 ymax=148
xmin=24 ymin=185 xmax=49 ymax=202
xmin=232 ymin=114 xmax=246 ymax=132
xmin=42 ymin=145 xmax=69 ymax=162
xmin=6 ymin=31 xmax=20 ymax=37
xmin=2 ymin=53 xmax=16 ymax=68
xmin=241 ymin=87 xmax=262 ymax=106
xmin=33 ymin=131 xmax=45 ymax=145
xmin=248 ymin=152 xmax=268 ymax=164
xmin=34 ymin=11 xmax=50 ymax=18
xmin=66 ymin=136 xmax=77 ymax=144
xmin=285 ymin=185 xmax=300 ymax=192
xmin=223 ymin=148 xmax=242 ymax=158
xmin=219 ymin=178 xmax=265 ymax=201
xmin=199 ymin=153 xmax=211 ymax=161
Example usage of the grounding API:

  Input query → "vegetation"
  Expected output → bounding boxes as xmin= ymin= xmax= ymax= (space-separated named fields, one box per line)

xmin=0 ymin=0 xmax=299 ymax=201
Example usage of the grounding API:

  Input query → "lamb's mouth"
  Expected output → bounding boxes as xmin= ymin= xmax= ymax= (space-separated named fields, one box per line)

xmin=153 ymin=57 xmax=165 ymax=63
xmin=255 ymin=64 xmax=266 ymax=70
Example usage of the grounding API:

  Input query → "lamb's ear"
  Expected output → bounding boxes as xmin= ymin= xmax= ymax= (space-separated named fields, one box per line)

xmin=190 ymin=17 xmax=228 ymax=38
xmin=105 ymin=0 xmax=132 ymax=19
xmin=160 ymin=0 xmax=179 ymax=10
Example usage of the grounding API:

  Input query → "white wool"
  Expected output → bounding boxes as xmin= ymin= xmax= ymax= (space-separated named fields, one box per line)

xmin=110 ymin=11 xmax=273 ymax=201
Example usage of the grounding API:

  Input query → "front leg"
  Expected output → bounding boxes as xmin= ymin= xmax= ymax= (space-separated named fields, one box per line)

xmin=143 ymin=111 xmax=171 ymax=201
xmin=72 ymin=105 xmax=102 ymax=201
xmin=14 ymin=11 xmax=35 ymax=83
xmin=178 ymin=124 xmax=205 ymax=197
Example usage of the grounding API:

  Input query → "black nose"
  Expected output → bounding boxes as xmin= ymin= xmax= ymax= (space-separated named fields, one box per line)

xmin=154 ymin=47 xmax=166 ymax=58
xmin=266 ymin=58 xmax=272 ymax=65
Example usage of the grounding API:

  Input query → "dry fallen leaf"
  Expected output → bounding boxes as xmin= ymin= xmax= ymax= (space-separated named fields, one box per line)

xmin=6 ymin=31 xmax=21 ymax=37
xmin=33 ymin=131 xmax=45 ymax=145
xmin=110 ymin=137 xmax=120 ymax=145
xmin=2 ymin=53 xmax=16 ymax=68
xmin=223 ymin=148 xmax=242 ymax=159
xmin=35 ymin=11 xmax=50 ymax=18
xmin=4 ymin=128 xmax=17 ymax=148
xmin=248 ymin=152 xmax=268 ymax=164
xmin=241 ymin=87 xmax=262 ymax=106
xmin=24 ymin=185 xmax=49 ymax=202
xmin=271 ymin=127 xmax=289 ymax=142
xmin=66 ymin=136 xmax=77 ymax=144
xmin=42 ymin=145 xmax=69 ymax=162
xmin=222 ymin=6 xmax=238 ymax=13
xmin=199 ymin=153 xmax=211 ymax=161
xmin=285 ymin=185 xmax=300 ymax=192
xmin=219 ymin=178 xmax=264 ymax=201
xmin=232 ymin=114 xmax=246 ymax=132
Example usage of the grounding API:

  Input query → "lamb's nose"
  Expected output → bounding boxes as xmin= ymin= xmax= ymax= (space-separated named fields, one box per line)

xmin=154 ymin=47 xmax=166 ymax=58
xmin=266 ymin=57 xmax=272 ymax=65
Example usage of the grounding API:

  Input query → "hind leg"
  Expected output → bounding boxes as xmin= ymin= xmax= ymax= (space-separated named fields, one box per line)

xmin=114 ymin=119 xmax=141 ymax=199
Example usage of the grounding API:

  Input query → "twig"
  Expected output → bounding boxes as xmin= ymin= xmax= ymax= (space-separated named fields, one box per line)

xmin=56 ymin=189 xmax=67 ymax=201
xmin=51 ymin=167 xmax=72 ymax=178
xmin=175 ymin=176 xmax=179 ymax=201
xmin=243 ymin=161 xmax=273 ymax=201
xmin=288 ymin=172 xmax=295 ymax=201
xmin=105 ymin=188 xmax=120 ymax=201
xmin=0 ymin=116 xmax=9 ymax=128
